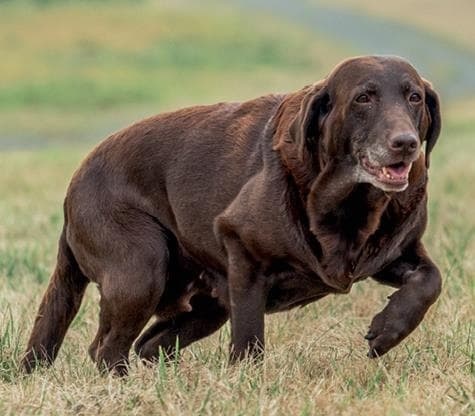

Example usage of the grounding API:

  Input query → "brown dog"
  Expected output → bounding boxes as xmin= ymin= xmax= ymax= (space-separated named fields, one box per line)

xmin=22 ymin=56 xmax=442 ymax=375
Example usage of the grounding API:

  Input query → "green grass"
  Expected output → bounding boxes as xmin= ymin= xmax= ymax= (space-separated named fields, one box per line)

xmin=0 ymin=1 xmax=474 ymax=415
xmin=0 ymin=0 xmax=350 ymax=147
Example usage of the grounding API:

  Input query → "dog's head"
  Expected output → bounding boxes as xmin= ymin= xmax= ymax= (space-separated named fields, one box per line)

xmin=288 ymin=55 xmax=441 ymax=192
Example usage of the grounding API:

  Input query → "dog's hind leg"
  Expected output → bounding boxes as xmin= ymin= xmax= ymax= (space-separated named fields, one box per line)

xmin=134 ymin=295 xmax=229 ymax=362
xmin=22 ymin=228 xmax=89 ymax=373
xmin=89 ymin=281 xmax=162 ymax=376
xmin=85 ymin=225 xmax=171 ymax=376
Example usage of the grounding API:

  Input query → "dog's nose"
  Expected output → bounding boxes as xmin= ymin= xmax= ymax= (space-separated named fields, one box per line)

xmin=389 ymin=133 xmax=419 ymax=154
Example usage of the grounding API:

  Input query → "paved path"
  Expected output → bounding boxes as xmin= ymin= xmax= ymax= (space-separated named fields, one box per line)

xmin=3 ymin=1 xmax=474 ymax=151
xmin=236 ymin=0 xmax=475 ymax=100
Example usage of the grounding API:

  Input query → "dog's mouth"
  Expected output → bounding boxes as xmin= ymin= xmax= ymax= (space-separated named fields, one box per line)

xmin=361 ymin=156 xmax=412 ymax=190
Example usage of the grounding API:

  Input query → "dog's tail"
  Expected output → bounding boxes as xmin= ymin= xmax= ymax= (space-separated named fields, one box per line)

xmin=22 ymin=220 xmax=89 ymax=373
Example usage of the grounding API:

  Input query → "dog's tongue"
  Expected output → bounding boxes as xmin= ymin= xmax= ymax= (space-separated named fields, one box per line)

xmin=383 ymin=162 xmax=411 ymax=180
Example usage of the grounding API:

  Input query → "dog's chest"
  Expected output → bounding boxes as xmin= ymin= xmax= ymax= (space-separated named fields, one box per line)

xmin=351 ymin=233 xmax=403 ymax=279
xmin=334 ymin=192 xmax=424 ymax=284
xmin=265 ymin=270 xmax=331 ymax=313
xmin=263 ymin=216 xmax=416 ymax=312
xmin=350 ymin=210 xmax=419 ymax=279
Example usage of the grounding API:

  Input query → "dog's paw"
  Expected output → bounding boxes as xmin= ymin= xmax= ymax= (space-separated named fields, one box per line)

xmin=365 ymin=310 xmax=407 ymax=358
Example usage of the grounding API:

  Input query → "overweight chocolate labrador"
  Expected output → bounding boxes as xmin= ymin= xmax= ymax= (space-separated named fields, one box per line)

xmin=23 ymin=56 xmax=442 ymax=375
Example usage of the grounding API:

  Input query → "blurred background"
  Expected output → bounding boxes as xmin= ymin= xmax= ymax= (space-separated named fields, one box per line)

xmin=1 ymin=0 xmax=475 ymax=150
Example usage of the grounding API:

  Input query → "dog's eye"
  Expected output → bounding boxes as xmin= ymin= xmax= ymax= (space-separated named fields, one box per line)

xmin=409 ymin=92 xmax=422 ymax=103
xmin=355 ymin=94 xmax=370 ymax=104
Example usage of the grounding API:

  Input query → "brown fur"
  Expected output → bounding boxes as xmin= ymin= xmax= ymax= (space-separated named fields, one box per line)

xmin=22 ymin=56 xmax=442 ymax=375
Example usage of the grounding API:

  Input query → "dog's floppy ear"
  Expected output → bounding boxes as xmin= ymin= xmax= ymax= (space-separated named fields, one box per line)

xmin=273 ymin=82 xmax=330 ymax=191
xmin=422 ymin=80 xmax=442 ymax=169
xmin=289 ymin=82 xmax=330 ymax=162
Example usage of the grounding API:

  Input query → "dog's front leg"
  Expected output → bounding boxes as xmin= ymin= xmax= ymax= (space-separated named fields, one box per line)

xmin=367 ymin=241 xmax=441 ymax=357
xmin=222 ymin=236 xmax=267 ymax=363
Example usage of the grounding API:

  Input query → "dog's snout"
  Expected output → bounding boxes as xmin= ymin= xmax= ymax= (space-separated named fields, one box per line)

xmin=388 ymin=133 xmax=418 ymax=154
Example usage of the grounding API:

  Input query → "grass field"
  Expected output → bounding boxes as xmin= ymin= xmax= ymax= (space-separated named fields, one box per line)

xmin=0 ymin=0 xmax=350 ymax=148
xmin=0 ymin=1 xmax=474 ymax=415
